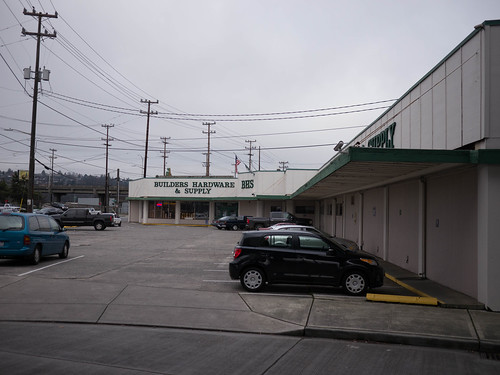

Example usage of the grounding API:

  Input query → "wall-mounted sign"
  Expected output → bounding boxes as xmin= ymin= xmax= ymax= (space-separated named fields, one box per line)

xmin=241 ymin=180 xmax=254 ymax=189
xmin=154 ymin=180 xmax=236 ymax=195
xmin=367 ymin=122 xmax=396 ymax=148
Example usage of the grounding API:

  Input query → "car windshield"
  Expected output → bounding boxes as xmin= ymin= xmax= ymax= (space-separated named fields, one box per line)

xmin=0 ymin=215 xmax=24 ymax=231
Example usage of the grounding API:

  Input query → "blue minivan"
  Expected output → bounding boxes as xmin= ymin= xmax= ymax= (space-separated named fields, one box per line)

xmin=0 ymin=212 xmax=70 ymax=265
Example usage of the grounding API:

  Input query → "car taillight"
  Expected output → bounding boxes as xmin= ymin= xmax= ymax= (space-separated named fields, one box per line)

xmin=24 ymin=235 xmax=31 ymax=245
xmin=233 ymin=247 xmax=242 ymax=259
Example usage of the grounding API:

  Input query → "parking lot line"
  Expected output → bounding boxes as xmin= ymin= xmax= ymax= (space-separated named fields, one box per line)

xmin=17 ymin=255 xmax=85 ymax=277
xmin=203 ymin=280 xmax=239 ymax=283
xmin=204 ymin=269 xmax=227 ymax=272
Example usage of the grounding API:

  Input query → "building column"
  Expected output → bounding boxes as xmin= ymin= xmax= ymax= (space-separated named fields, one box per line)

xmin=341 ymin=194 xmax=347 ymax=238
xmin=331 ymin=198 xmax=337 ymax=236
xmin=209 ymin=201 xmax=215 ymax=222
xmin=382 ymin=187 xmax=389 ymax=261
xmin=175 ymin=200 xmax=181 ymax=224
xmin=256 ymin=200 xmax=264 ymax=217
xmin=477 ymin=165 xmax=500 ymax=311
xmin=141 ymin=201 xmax=149 ymax=224
xmin=358 ymin=192 xmax=364 ymax=250
xmin=418 ymin=178 xmax=427 ymax=278
xmin=314 ymin=200 xmax=320 ymax=228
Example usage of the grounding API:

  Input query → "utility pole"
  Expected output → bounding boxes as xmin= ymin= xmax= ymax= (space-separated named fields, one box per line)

xmin=258 ymin=146 xmax=261 ymax=171
xmin=22 ymin=7 xmax=57 ymax=212
xmin=160 ymin=136 xmax=171 ymax=176
xmin=102 ymin=124 xmax=114 ymax=213
xmin=116 ymin=168 xmax=120 ymax=211
xmin=245 ymin=140 xmax=257 ymax=171
xmin=279 ymin=161 xmax=289 ymax=172
xmin=140 ymin=99 xmax=158 ymax=178
xmin=202 ymin=122 xmax=215 ymax=176
xmin=49 ymin=148 xmax=56 ymax=202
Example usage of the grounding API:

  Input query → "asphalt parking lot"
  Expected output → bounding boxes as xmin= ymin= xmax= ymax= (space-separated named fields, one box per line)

xmin=0 ymin=221 xmax=408 ymax=295
xmin=1 ymin=222 xmax=499 ymax=374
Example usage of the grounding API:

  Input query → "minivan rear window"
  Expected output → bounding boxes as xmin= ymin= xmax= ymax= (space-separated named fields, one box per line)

xmin=0 ymin=215 xmax=24 ymax=231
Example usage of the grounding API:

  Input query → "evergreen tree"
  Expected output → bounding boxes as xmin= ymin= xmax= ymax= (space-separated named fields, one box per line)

xmin=9 ymin=171 xmax=28 ymax=206
xmin=0 ymin=179 xmax=10 ymax=204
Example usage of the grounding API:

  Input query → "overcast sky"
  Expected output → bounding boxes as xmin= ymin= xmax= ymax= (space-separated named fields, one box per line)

xmin=1 ymin=0 xmax=499 ymax=180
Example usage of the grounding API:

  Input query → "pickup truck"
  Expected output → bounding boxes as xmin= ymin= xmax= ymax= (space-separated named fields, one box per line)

xmin=246 ymin=211 xmax=313 ymax=230
xmin=211 ymin=215 xmax=252 ymax=230
xmin=52 ymin=208 xmax=115 ymax=231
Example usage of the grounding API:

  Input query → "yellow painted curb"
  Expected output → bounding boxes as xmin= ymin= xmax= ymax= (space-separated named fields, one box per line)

xmin=366 ymin=293 xmax=438 ymax=306
xmin=384 ymin=273 xmax=433 ymax=298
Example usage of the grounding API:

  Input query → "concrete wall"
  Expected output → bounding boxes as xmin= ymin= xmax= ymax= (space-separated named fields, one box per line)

xmin=343 ymin=193 xmax=360 ymax=244
xmin=362 ymin=187 xmax=385 ymax=257
xmin=352 ymin=30 xmax=483 ymax=151
xmin=426 ymin=167 xmax=478 ymax=298
xmin=387 ymin=180 xmax=420 ymax=273
xmin=477 ymin=164 xmax=500 ymax=311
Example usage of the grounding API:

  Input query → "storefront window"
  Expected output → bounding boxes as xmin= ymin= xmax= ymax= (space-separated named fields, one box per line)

xmin=148 ymin=201 xmax=176 ymax=219
xmin=295 ymin=205 xmax=315 ymax=214
xmin=214 ymin=202 xmax=238 ymax=219
xmin=181 ymin=201 xmax=209 ymax=220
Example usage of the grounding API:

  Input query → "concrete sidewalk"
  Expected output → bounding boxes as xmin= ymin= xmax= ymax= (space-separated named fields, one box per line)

xmin=0 ymin=272 xmax=499 ymax=353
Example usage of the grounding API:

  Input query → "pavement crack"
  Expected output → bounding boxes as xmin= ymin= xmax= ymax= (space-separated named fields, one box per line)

xmin=304 ymin=293 xmax=315 ymax=328
xmin=96 ymin=284 xmax=129 ymax=323
xmin=261 ymin=337 xmax=304 ymax=375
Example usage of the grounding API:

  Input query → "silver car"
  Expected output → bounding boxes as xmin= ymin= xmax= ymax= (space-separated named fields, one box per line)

xmin=263 ymin=224 xmax=359 ymax=251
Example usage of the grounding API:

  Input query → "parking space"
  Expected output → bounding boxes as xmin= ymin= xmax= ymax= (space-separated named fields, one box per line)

xmin=0 ymin=222 xmax=408 ymax=298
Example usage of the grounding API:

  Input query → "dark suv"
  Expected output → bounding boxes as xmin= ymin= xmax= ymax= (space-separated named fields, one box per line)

xmin=229 ymin=230 xmax=384 ymax=296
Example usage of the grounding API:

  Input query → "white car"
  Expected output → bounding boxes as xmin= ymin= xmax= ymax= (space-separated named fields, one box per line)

xmin=110 ymin=213 xmax=122 ymax=227
xmin=261 ymin=224 xmax=359 ymax=251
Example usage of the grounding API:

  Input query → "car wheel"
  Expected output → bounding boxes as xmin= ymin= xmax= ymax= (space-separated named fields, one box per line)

xmin=59 ymin=242 xmax=69 ymax=259
xmin=30 ymin=245 xmax=41 ymax=265
xmin=240 ymin=268 xmax=266 ymax=292
xmin=342 ymin=271 xmax=368 ymax=296
xmin=94 ymin=221 xmax=105 ymax=231
xmin=232 ymin=224 xmax=239 ymax=231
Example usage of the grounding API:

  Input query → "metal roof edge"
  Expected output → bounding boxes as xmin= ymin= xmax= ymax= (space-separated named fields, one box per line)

xmin=291 ymin=148 xmax=500 ymax=199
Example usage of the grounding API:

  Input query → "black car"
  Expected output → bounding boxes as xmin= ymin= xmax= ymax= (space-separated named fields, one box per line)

xmin=229 ymin=230 xmax=384 ymax=296
xmin=211 ymin=215 xmax=251 ymax=231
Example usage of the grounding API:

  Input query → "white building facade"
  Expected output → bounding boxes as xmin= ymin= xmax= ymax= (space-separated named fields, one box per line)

xmin=128 ymin=21 xmax=500 ymax=311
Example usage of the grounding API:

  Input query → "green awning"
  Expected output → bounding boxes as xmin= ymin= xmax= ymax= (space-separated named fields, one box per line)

xmin=292 ymin=148 xmax=500 ymax=199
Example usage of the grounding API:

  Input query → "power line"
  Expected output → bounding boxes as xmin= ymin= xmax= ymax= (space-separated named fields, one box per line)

xmin=40 ymin=90 xmax=393 ymax=122
xmin=158 ymin=99 xmax=397 ymax=118
xmin=154 ymin=105 xmax=390 ymax=122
